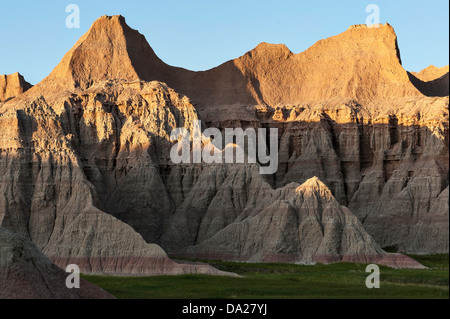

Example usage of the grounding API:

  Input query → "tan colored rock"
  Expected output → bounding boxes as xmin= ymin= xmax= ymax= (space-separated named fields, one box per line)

xmin=0 ymin=72 xmax=32 ymax=102
xmin=409 ymin=65 xmax=449 ymax=97
xmin=0 ymin=83 xmax=234 ymax=276
xmin=170 ymin=23 xmax=423 ymax=113
xmin=0 ymin=15 xmax=446 ymax=277
xmin=17 ymin=17 xmax=423 ymax=113
xmin=411 ymin=65 xmax=449 ymax=82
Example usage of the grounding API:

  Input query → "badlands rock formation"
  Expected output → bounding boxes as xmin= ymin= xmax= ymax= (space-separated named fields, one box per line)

xmin=411 ymin=65 xmax=449 ymax=82
xmin=0 ymin=72 xmax=32 ymax=102
xmin=182 ymin=176 xmax=423 ymax=268
xmin=409 ymin=65 xmax=449 ymax=97
xmin=0 ymin=15 xmax=447 ymax=278
xmin=179 ymin=23 xmax=422 ymax=110
xmin=0 ymin=79 xmax=234 ymax=277
xmin=0 ymin=227 xmax=114 ymax=298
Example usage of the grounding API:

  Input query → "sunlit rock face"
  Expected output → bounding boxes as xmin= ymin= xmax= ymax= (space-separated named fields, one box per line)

xmin=0 ymin=15 xmax=447 ymax=277
xmin=0 ymin=72 xmax=32 ymax=102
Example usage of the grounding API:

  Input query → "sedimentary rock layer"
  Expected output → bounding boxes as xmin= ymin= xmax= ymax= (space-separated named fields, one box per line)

xmin=0 ymin=80 xmax=235 ymax=276
xmin=0 ymin=15 xmax=447 ymax=276
xmin=180 ymin=177 xmax=424 ymax=268
xmin=0 ymin=227 xmax=114 ymax=299
xmin=0 ymin=72 xmax=32 ymax=102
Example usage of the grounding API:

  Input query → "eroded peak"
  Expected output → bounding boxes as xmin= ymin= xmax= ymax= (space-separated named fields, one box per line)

xmin=246 ymin=42 xmax=292 ymax=59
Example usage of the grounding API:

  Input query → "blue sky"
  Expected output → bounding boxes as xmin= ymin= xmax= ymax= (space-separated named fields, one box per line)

xmin=0 ymin=0 xmax=448 ymax=84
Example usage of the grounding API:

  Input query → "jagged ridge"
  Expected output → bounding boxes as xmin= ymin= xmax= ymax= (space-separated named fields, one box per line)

xmin=20 ymin=16 xmax=428 ymax=108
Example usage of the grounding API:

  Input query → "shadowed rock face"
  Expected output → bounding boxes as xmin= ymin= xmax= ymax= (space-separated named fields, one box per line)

xmin=186 ymin=98 xmax=448 ymax=255
xmin=404 ymin=186 xmax=449 ymax=253
xmin=411 ymin=65 xmax=449 ymax=82
xmin=409 ymin=65 xmax=449 ymax=97
xmin=0 ymin=15 xmax=447 ymax=276
xmin=180 ymin=177 xmax=424 ymax=268
xmin=24 ymin=16 xmax=421 ymax=109
xmin=0 ymin=80 xmax=236 ymax=277
xmin=43 ymin=205 xmax=236 ymax=276
xmin=0 ymin=227 xmax=114 ymax=299
xmin=408 ymin=72 xmax=449 ymax=97
xmin=185 ymin=23 xmax=421 ymax=108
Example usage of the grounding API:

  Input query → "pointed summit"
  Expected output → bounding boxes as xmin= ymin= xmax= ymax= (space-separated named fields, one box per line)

xmin=25 ymin=16 xmax=425 ymax=107
xmin=297 ymin=176 xmax=330 ymax=190
xmin=295 ymin=177 xmax=334 ymax=200
xmin=301 ymin=176 xmax=326 ymax=188
xmin=43 ymin=15 xmax=168 ymax=89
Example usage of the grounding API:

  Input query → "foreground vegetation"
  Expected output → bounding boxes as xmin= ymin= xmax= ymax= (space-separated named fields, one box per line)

xmin=83 ymin=254 xmax=448 ymax=299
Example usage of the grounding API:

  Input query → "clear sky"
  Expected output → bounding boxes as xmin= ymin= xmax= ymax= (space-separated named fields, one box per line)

xmin=0 ymin=0 xmax=448 ymax=85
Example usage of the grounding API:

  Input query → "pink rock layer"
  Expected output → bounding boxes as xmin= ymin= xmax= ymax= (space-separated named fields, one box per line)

xmin=176 ymin=252 xmax=425 ymax=269
xmin=49 ymin=256 xmax=239 ymax=276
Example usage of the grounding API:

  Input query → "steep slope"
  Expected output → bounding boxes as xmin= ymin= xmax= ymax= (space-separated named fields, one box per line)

xmin=37 ymin=15 xmax=173 ymax=91
xmin=0 ymin=72 xmax=32 ymax=102
xmin=0 ymin=14 xmax=446 ymax=275
xmin=20 ymin=17 xmax=422 ymax=110
xmin=44 ymin=206 xmax=235 ymax=276
xmin=405 ymin=186 xmax=449 ymax=253
xmin=0 ymin=227 xmax=114 ymax=299
xmin=181 ymin=177 xmax=423 ymax=268
xmin=408 ymin=72 xmax=449 ymax=97
xmin=409 ymin=65 xmax=449 ymax=97
xmin=164 ymin=23 xmax=423 ymax=113
xmin=0 ymin=80 xmax=234 ymax=276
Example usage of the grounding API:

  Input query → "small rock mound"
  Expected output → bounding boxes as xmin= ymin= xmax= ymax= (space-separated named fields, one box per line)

xmin=0 ymin=72 xmax=32 ymax=102
xmin=0 ymin=227 xmax=114 ymax=299
xmin=411 ymin=65 xmax=449 ymax=82
xmin=183 ymin=176 xmax=425 ymax=269
xmin=408 ymin=69 xmax=449 ymax=97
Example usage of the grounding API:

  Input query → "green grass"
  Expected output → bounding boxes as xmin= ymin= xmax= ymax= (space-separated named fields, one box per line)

xmin=82 ymin=254 xmax=449 ymax=299
xmin=407 ymin=254 xmax=449 ymax=269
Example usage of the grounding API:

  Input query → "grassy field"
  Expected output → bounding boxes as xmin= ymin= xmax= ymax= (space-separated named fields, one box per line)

xmin=82 ymin=254 xmax=449 ymax=299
